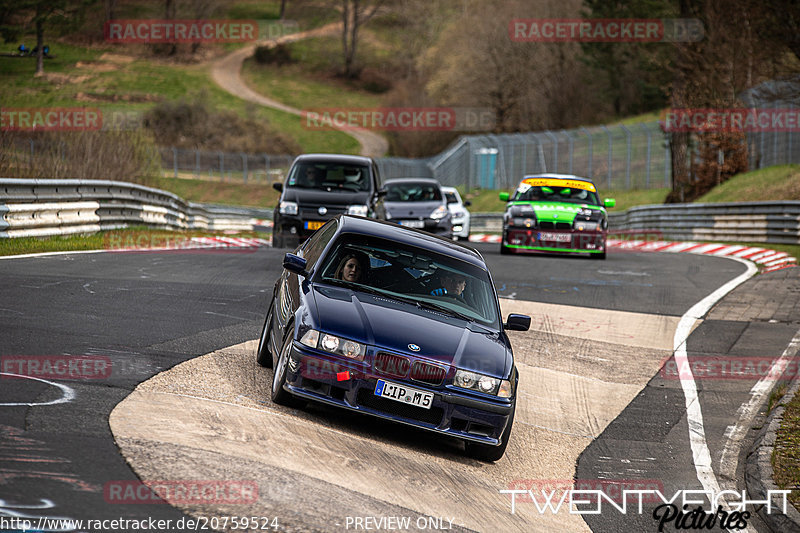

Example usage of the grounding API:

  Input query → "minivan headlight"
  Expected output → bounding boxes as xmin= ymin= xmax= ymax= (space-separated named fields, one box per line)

xmin=279 ymin=201 xmax=298 ymax=215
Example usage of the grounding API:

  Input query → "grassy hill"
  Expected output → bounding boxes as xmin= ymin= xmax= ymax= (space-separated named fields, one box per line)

xmin=697 ymin=164 xmax=800 ymax=203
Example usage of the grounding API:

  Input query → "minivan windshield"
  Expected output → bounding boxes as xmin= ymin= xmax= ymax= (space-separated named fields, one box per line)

xmin=286 ymin=162 xmax=371 ymax=192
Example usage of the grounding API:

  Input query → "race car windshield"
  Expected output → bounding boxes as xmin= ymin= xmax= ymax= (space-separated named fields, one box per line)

xmin=513 ymin=185 xmax=600 ymax=206
xmin=286 ymin=163 xmax=371 ymax=192
xmin=317 ymin=234 xmax=500 ymax=329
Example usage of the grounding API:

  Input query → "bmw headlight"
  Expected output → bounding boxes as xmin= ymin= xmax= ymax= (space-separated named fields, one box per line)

xmin=347 ymin=204 xmax=369 ymax=216
xmin=430 ymin=205 xmax=448 ymax=220
xmin=576 ymin=208 xmax=592 ymax=216
xmin=453 ymin=369 xmax=512 ymax=397
xmin=279 ymin=201 xmax=298 ymax=215
xmin=574 ymin=221 xmax=599 ymax=231
xmin=300 ymin=329 xmax=365 ymax=360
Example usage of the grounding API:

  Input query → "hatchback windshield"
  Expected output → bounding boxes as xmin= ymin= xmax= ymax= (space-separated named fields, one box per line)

xmin=286 ymin=162 xmax=371 ymax=192
xmin=316 ymin=234 xmax=500 ymax=328
xmin=385 ymin=182 xmax=443 ymax=202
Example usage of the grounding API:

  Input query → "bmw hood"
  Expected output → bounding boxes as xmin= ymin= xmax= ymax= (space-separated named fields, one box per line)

xmin=384 ymin=201 xmax=445 ymax=219
xmin=508 ymin=201 xmax=605 ymax=223
xmin=309 ymin=286 xmax=509 ymax=377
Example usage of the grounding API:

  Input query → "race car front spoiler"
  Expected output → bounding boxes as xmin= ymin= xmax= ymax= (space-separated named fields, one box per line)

xmin=504 ymin=227 xmax=605 ymax=253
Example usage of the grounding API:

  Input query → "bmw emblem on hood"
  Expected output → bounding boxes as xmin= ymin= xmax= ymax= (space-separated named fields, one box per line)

xmin=318 ymin=206 xmax=327 ymax=215
xmin=408 ymin=343 xmax=420 ymax=352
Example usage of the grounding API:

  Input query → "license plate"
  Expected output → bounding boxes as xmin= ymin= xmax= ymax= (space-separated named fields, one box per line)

xmin=399 ymin=220 xmax=425 ymax=228
xmin=374 ymin=379 xmax=433 ymax=409
xmin=538 ymin=232 xmax=572 ymax=243
xmin=305 ymin=221 xmax=325 ymax=230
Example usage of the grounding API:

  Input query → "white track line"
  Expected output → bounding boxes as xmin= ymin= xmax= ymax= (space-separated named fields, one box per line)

xmin=0 ymin=372 xmax=75 ymax=406
xmin=719 ymin=328 xmax=800 ymax=490
xmin=672 ymin=255 xmax=757 ymax=530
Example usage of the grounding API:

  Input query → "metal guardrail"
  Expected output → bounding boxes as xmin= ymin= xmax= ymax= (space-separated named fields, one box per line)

xmin=608 ymin=202 xmax=800 ymax=245
xmin=0 ymin=179 xmax=261 ymax=238
xmin=470 ymin=203 xmax=800 ymax=245
xmin=3 ymin=178 xmax=798 ymax=246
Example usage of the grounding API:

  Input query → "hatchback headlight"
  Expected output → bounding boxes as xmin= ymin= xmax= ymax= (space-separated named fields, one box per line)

xmin=347 ymin=204 xmax=369 ymax=216
xmin=300 ymin=329 xmax=365 ymax=360
xmin=430 ymin=205 xmax=448 ymax=220
xmin=453 ymin=369 xmax=512 ymax=397
xmin=279 ymin=201 xmax=298 ymax=215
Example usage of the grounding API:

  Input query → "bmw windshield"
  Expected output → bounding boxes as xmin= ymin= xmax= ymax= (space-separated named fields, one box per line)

xmin=512 ymin=183 xmax=601 ymax=206
xmin=315 ymin=234 xmax=501 ymax=329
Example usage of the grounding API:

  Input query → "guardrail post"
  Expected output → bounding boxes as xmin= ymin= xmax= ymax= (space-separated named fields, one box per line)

xmin=29 ymin=139 xmax=34 ymax=169
xmin=195 ymin=150 xmax=200 ymax=179
xmin=172 ymin=148 xmax=178 ymax=179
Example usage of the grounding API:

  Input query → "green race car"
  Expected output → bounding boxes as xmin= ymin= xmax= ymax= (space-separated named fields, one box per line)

xmin=499 ymin=174 xmax=615 ymax=259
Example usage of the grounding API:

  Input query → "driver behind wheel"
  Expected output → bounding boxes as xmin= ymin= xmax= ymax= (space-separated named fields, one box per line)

xmin=430 ymin=271 xmax=466 ymax=298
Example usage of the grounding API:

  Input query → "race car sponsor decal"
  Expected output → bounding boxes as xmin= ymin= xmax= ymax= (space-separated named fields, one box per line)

xmin=521 ymin=178 xmax=597 ymax=192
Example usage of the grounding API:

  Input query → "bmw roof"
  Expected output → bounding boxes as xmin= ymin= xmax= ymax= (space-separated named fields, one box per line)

xmin=335 ymin=215 xmax=487 ymax=268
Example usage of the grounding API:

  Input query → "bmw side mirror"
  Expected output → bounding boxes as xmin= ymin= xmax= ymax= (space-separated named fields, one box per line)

xmin=604 ymin=198 xmax=616 ymax=208
xmin=283 ymin=253 xmax=308 ymax=277
xmin=504 ymin=313 xmax=531 ymax=331
xmin=377 ymin=188 xmax=387 ymax=197
xmin=499 ymin=192 xmax=509 ymax=202
xmin=464 ymin=200 xmax=472 ymax=207
xmin=273 ymin=182 xmax=284 ymax=193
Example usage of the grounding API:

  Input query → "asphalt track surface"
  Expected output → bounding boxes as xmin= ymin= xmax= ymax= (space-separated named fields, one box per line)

xmin=1 ymin=242 xmax=794 ymax=532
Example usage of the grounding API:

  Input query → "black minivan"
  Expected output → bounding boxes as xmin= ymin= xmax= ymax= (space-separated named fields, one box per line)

xmin=271 ymin=154 xmax=385 ymax=247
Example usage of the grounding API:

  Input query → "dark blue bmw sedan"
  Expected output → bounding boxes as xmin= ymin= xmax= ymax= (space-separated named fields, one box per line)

xmin=256 ymin=215 xmax=530 ymax=461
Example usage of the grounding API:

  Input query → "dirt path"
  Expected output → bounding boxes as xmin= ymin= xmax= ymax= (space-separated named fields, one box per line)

xmin=210 ymin=23 xmax=389 ymax=158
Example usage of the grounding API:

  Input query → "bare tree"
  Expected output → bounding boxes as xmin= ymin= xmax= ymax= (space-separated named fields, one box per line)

xmin=421 ymin=0 xmax=598 ymax=133
xmin=340 ymin=0 xmax=384 ymax=78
